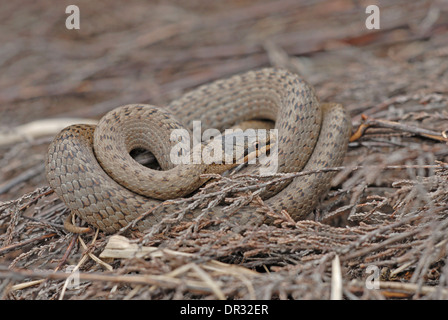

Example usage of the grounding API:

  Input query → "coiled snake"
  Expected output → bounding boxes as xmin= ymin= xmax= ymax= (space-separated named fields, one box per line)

xmin=45 ymin=68 xmax=351 ymax=233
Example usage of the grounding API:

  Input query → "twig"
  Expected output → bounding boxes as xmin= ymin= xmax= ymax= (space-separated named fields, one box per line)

xmin=0 ymin=118 xmax=97 ymax=147
xmin=0 ymin=233 xmax=57 ymax=256
xmin=349 ymin=280 xmax=448 ymax=297
xmin=0 ymin=266 xmax=223 ymax=295
xmin=331 ymin=255 xmax=342 ymax=300
xmin=351 ymin=114 xmax=448 ymax=143
xmin=55 ymin=234 xmax=78 ymax=271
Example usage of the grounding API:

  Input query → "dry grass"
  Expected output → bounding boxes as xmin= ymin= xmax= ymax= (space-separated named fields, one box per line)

xmin=1 ymin=0 xmax=448 ymax=300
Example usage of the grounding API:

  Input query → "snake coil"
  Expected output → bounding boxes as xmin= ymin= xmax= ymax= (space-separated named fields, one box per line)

xmin=46 ymin=68 xmax=351 ymax=233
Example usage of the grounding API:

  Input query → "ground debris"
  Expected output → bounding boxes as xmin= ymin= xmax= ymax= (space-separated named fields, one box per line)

xmin=1 ymin=0 xmax=448 ymax=300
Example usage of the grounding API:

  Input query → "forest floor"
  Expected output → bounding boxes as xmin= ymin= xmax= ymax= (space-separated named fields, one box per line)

xmin=0 ymin=0 xmax=448 ymax=300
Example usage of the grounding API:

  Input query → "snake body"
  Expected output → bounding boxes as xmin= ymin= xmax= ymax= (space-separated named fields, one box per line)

xmin=45 ymin=68 xmax=351 ymax=233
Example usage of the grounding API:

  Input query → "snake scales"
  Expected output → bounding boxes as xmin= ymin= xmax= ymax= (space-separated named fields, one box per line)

xmin=45 ymin=68 xmax=351 ymax=233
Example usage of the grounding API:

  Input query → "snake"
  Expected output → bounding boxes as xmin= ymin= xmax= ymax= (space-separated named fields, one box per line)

xmin=45 ymin=68 xmax=351 ymax=234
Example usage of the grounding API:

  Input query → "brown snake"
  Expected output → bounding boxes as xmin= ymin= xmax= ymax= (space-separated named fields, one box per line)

xmin=45 ymin=68 xmax=351 ymax=233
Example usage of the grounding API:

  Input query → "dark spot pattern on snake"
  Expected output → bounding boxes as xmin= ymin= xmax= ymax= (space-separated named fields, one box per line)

xmin=45 ymin=68 xmax=351 ymax=233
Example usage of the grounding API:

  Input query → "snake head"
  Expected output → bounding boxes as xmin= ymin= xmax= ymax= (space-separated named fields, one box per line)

xmin=202 ymin=128 xmax=277 ymax=168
